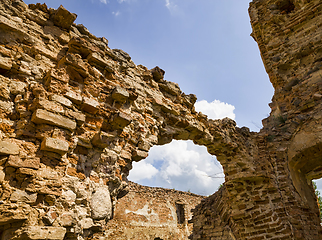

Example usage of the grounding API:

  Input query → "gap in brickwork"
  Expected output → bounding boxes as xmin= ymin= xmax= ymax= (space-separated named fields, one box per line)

xmin=176 ymin=202 xmax=185 ymax=224
xmin=128 ymin=140 xmax=225 ymax=196
xmin=313 ymin=179 xmax=322 ymax=223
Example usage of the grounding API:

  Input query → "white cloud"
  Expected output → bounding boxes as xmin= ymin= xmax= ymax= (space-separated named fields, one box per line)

xmin=99 ymin=0 xmax=108 ymax=4
xmin=112 ymin=11 xmax=121 ymax=16
xmin=128 ymin=161 xmax=158 ymax=182
xmin=165 ymin=0 xmax=178 ymax=14
xmin=195 ymin=99 xmax=236 ymax=120
xmin=128 ymin=140 xmax=224 ymax=196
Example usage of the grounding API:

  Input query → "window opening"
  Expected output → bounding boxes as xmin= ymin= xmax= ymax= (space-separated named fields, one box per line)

xmin=176 ymin=203 xmax=185 ymax=224
xmin=128 ymin=140 xmax=225 ymax=196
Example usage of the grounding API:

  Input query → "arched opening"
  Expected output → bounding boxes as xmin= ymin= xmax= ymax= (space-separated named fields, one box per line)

xmin=128 ymin=140 xmax=225 ymax=196
xmin=108 ymin=140 xmax=225 ymax=239
xmin=288 ymin=129 xmax=322 ymax=226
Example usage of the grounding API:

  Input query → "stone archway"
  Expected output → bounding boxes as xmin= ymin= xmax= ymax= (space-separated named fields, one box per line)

xmin=1 ymin=0 xmax=322 ymax=240
xmin=0 ymin=2 xmax=257 ymax=239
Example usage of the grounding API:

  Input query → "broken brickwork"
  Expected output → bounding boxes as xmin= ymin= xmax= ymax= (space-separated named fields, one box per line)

xmin=190 ymin=0 xmax=322 ymax=239
xmin=105 ymin=182 xmax=204 ymax=239
xmin=0 ymin=0 xmax=321 ymax=239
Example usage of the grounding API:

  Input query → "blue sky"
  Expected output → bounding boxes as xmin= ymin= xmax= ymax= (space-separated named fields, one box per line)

xmin=24 ymin=0 xmax=275 ymax=195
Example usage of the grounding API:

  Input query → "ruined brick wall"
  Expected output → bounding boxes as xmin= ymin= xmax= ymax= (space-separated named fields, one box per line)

xmin=104 ymin=182 xmax=204 ymax=240
xmin=0 ymin=1 xmax=248 ymax=239
xmin=1 ymin=0 xmax=322 ymax=239
xmin=190 ymin=0 xmax=322 ymax=239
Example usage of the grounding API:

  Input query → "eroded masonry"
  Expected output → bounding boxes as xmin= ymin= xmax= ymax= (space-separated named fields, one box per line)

xmin=0 ymin=0 xmax=321 ymax=239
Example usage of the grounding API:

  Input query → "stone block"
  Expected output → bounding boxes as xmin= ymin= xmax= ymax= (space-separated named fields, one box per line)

xmin=82 ymin=97 xmax=100 ymax=114
xmin=66 ymin=109 xmax=86 ymax=125
xmin=10 ymin=190 xmax=37 ymax=204
xmin=92 ymin=131 xmax=114 ymax=148
xmin=60 ymin=53 xmax=88 ymax=77
xmin=151 ymin=66 xmax=165 ymax=82
xmin=41 ymin=137 xmax=69 ymax=155
xmin=52 ymin=5 xmax=77 ymax=29
xmin=110 ymin=112 xmax=132 ymax=130
xmin=64 ymin=90 xmax=82 ymax=104
xmin=50 ymin=94 xmax=72 ymax=108
xmin=132 ymin=149 xmax=149 ymax=162
xmin=159 ymin=81 xmax=181 ymax=96
xmin=17 ymin=226 xmax=67 ymax=240
xmin=7 ymin=155 xmax=40 ymax=169
xmin=31 ymin=44 xmax=58 ymax=61
xmin=0 ymin=140 xmax=19 ymax=155
xmin=112 ymin=86 xmax=129 ymax=103
xmin=0 ymin=56 xmax=12 ymax=70
xmin=120 ymin=150 xmax=131 ymax=160
xmin=44 ymin=69 xmax=70 ymax=85
xmin=77 ymin=135 xmax=93 ymax=148
xmin=36 ymin=99 xmax=64 ymax=114
xmin=91 ymin=186 xmax=112 ymax=220
xmin=37 ymin=167 xmax=59 ymax=180
xmin=17 ymin=168 xmax=37 ymax=176
xmin=138 ymin=140 xmax=151 ymax=151
xmin=87 ymin=52 xmax=108 ymax=68
xmin=31 ymin=109 xmax=76 ymax=131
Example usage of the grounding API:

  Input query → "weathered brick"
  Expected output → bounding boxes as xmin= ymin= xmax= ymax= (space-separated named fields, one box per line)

xmin=66 ymin=109 xmax=86 ymax=125
xmin=49 ymin=94 xmax=73 ymax=108
xmin=110 ymin=112 xmax=132 ymax=129
xmin=36 ymin=99 xmax=64 ymax=114
xmin=132 ymin=149 xmax=148 ymax=162
xmin=52 ymin=5 xmax=77 ymax=29
xmin=31 ymin=109 xmax=76 ymax=131
xmin=0 ymin=140 xmax=19 ymax=155
xmin=64 ymin=90 xmax=82 ymax=104
xmin=0 ymin=56 xmax=12 ymax=70
xmin=87 ymin=52 xmax=108 ymax=68
xmin=41 ymin=137 xmax=69 ymax=155
xmin=82 ymin=97 xmax=100 ymax=114
xmin=7 ymin=155 xmax=40 ymax=169
xmin=112 ymin=86 xmax=129 ymax=103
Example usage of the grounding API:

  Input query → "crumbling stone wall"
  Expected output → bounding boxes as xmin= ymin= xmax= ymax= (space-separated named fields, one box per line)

xmin=190 ymin=0 xmax=322 ymax=239
xmin=0 ymin=1 xmax=249 ymax=239
xmin=104 ymin=182 xmax=204 ymax=240
xmin=0 ymin=0 xmax=322 ymax=239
